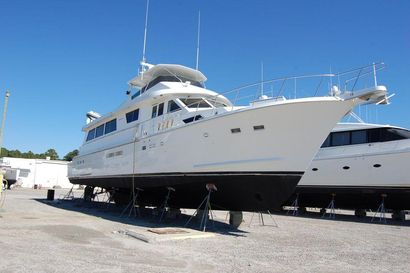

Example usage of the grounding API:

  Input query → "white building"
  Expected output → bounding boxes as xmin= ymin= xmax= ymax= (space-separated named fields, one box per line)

xmin=0 ymin=157 xmax=74 ymax=189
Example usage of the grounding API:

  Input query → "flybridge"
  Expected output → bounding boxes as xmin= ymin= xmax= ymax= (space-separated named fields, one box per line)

xmin=127 ymin=63 xmax=207 ymax=98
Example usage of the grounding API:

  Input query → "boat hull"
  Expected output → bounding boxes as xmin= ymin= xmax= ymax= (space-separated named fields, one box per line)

xmin=286 ymin=186 xmax=410 ymax=210
xmin=70 ymin=171 xmax=302 ymax=211
xmin=285 ymin=141 xmax=410 ymax=210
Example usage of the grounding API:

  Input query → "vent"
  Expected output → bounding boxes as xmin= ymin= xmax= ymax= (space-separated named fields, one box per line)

xmin=231 ymin=128 xmax=241 ymax=134
xmin=253 ymin=125 xmax=265 ymax=130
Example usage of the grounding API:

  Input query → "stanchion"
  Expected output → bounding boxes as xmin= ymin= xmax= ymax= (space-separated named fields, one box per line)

xmin=185 ymin=183 xmax=217 ymax=232
xmin=121 ymin=187 xmax=144 ymax=218
xmin=159 ymin=187 xmax=175 ymax=223
xmin=371 ymin=194 xmax=387 ymax=223
xmin=321 ymin=193 xmax=336 ymax=219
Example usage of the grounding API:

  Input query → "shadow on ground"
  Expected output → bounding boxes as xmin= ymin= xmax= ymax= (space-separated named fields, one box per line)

xmin=34 ymin=197 xmax=249 ymax=237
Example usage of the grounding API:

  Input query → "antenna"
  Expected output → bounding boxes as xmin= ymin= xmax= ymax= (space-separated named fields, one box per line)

xmin=141 ymin=0 xmax=150 ymax=66
xmin=195 ymin=10 xmax=201 ymax=70
xmin=260 ymin=61 xmax=264 ymax=97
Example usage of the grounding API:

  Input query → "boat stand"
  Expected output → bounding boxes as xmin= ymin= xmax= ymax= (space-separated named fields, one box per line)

xmin=185 ymin=183 xmax=217 ymax=232
xmin=158 ymin=187 xmax=176 ymax=223
xmin=249 ymin=210 xmax=278 ymax=227
xmin=286 ymin=193 xmax=299 ymax=216
xmin=60 ymin=186 xmax=75 ymax=200
xmin=321 ymin=193 xmax=336 ymax=219
xmin=371 ymin=194 xmax=387 ymax=223
xmin=121 ymin=187 xmax=144 ymax=218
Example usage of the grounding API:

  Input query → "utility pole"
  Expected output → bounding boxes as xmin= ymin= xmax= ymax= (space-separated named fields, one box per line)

xmin=0 ymin=90 xmax=10 ymax=157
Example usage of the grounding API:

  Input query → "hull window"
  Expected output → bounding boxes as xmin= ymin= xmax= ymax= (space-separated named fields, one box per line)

xmin=183 ymin=115 xmax=203 ymax=124
xmin=231 ymin=128 xmax=241 ymax=134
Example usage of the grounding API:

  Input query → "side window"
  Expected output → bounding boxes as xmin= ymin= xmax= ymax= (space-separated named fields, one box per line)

xmin=167 ymin=100 xmax=181 ymax=113
xmin=152 ymin=105 xmax=158 ymax=118
xmin=331 ymin=132 xmax=350 ymax=146
xmin=86 ymin=128 xmax=96 ymax=141
xmin=368 ymin=128 xmax=381 ymax=143
xmin=126 ymin=109 xmax=139 ymax=123
xmin=158 ymin=103 xmax=164 ymax=116
xmin=321 ymin=135 xmax=331 ymax=148
xmin=104 ymin=119 xmax=117 ymax=134
xmin=95 ymin=124 xmax=104 ymax=138
xmin=351 ymin=130 xmax=367 ymax=144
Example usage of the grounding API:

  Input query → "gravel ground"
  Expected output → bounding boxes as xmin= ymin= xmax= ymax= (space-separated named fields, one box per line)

xmin=1 ymin=188 xmax=409 ymax=273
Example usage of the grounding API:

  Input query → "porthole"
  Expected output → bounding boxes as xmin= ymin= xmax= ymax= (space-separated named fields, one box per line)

xmin=342 ymin=166 xmax=350 ymax=170
xmin=312 ymin=168 xmax=318 ymax=171
xmin=373 ymin=164 xmax=381 ymax=168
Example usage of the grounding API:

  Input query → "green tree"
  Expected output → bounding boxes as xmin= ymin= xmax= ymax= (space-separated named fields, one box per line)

xmin=63 ymin=149 xmax=79 ymax=161
xmin=44 ymin=149 xmax=59 ymax=160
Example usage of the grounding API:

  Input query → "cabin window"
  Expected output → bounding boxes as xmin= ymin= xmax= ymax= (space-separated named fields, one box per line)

xmin=158 ymin=103 xmax=164 ymax=116
xmin=331 ymin=132 xmax=350 ymax=146
xmin=321 ymin=135 xmax=331 ymax=148
xmin=104 ymin=119 xmax=117 ymax=134
xmin=167 ymin=100 xmax=181 ymax=113
xmin=351 ymin=130 xmax=367 ymax=144
xmin=126 ymin=108 xmax=139 ymax=123
xmin=152 ymin=105 xmax=158 ymax=118
xmin=180 ymin=98 xmax=211 ymax=109
xmin=95 ymin=124 xmax=105 ymax=138
xmin=86 ymin=128 xmax=96 ymax=141
xmin=183 ymin=115 xmax=203 ymax=124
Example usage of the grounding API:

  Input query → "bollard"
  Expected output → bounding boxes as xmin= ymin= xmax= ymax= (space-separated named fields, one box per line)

xmin=47 ymin=189 xmax=55 ymax=201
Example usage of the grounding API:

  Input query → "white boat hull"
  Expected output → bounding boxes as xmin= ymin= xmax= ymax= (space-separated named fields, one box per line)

xmin=69 ymin=98 xmax=354 ymax=211
xmin=286 ymin=137 xmax=410 ymax=210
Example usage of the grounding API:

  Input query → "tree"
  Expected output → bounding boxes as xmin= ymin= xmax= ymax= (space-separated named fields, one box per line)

xmin=63 ymin=149 xmax=79 ymax=161
xmin=44 ymin=149 xmax=59 ymax=160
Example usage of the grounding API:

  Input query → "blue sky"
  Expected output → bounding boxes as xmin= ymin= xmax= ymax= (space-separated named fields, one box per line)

xmin=0 ymin=0 xmax=409 ymax=157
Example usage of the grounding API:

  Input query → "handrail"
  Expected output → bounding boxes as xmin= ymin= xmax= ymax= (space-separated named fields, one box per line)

xmin=218 ymin=62 xmax=385 ymax=105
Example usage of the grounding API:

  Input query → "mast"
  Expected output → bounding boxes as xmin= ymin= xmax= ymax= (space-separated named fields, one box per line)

xmin=195 ymin=10 xmax=201 ymax=70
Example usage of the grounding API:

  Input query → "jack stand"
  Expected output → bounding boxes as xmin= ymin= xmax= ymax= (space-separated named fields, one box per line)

xmin=159 ymin=187 xmax=176 ymax=223
xmin=321 ymin=193 xmax=336 ymax=219
xmin=121 ymin=187 xmax=144 ymax=218
xmin=185 ymin=183 xmax=217 ymax=232
xmin=249 ymin=210 xmax=278 ymax=227
xmin=287 ymin=193 xmax=299 ymax=216
xmin=371 ymin=194 xmax=387 ymax=223
xmin=61 ymin=186 xmax=75 ymax=200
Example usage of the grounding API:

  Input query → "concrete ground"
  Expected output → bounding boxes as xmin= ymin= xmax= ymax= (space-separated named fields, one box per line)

xmin=0 ymin=188 xmax=409 ymax=273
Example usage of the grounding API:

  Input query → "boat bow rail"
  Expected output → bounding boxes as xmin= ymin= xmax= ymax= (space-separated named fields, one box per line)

xmin=214 ymin=62 xmax=389 ymax=107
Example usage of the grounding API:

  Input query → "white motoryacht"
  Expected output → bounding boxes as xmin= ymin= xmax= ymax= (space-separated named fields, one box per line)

xmin=286 ymin=122 xmax=410 ymax=215
xmin=67 ymin=61 xmax=389 ymax=212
